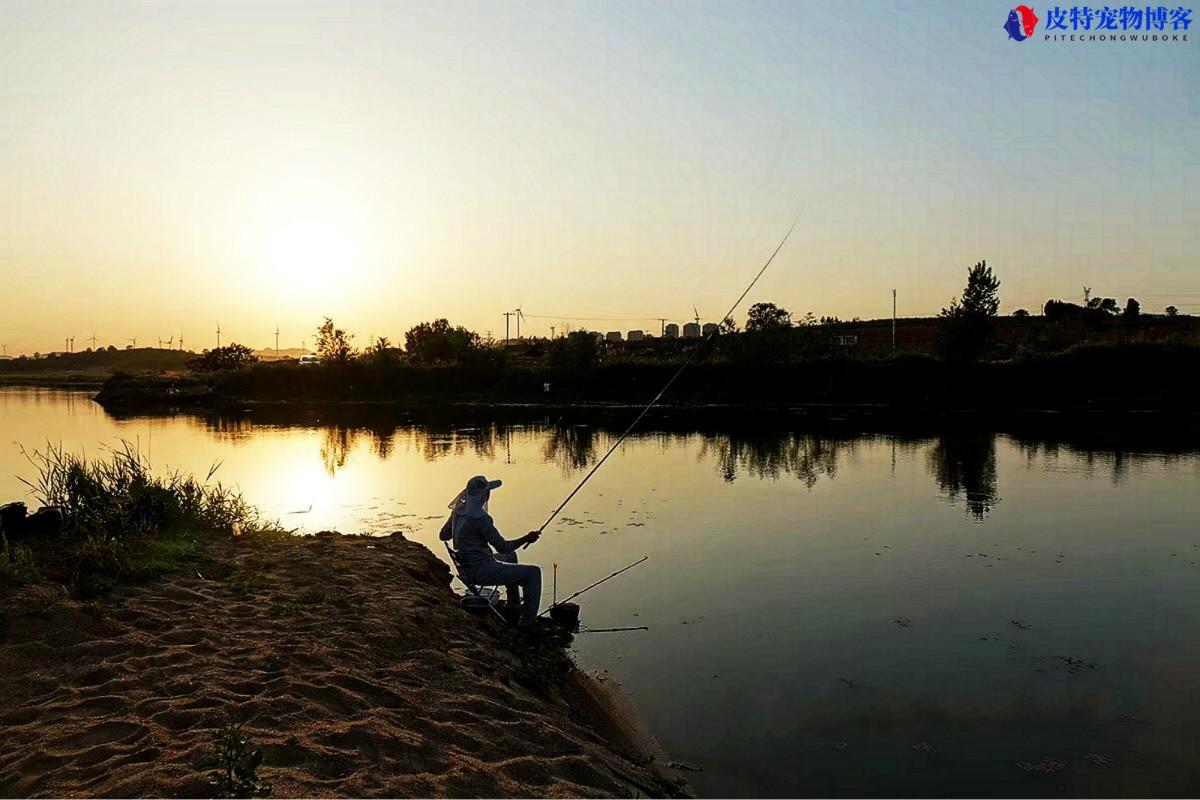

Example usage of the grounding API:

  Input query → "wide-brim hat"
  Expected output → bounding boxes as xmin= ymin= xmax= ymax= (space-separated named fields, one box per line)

xmin=448 ymin=475 xmax=502 ymax=518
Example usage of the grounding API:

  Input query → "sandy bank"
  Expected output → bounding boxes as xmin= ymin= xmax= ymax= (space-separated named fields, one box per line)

xmin=0 ymin=531 xmax=687 ymax=798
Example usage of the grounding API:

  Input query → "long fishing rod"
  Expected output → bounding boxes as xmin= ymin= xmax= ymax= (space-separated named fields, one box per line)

xmin=531 ymin=220 xmax=798 ymax=537
xmin=539 ymin=554 xmax=649 ymax=616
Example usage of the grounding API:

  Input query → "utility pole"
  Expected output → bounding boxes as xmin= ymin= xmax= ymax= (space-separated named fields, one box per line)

xmin=892 ymin=289 xmax=897 ymax=351
xmin=216 ymin=322 xmax=221 ymax=349
xmin=503 ymin=312 xmax=513 ymax=348
xmin=657 ymin=318 xmax=667 ymax=337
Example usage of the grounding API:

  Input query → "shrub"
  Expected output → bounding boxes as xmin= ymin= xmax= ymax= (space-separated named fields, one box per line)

xmin=210 ymin=721 xmax=272 ymax=798
xmin=17 ymin=443 xmax=276 ymax=596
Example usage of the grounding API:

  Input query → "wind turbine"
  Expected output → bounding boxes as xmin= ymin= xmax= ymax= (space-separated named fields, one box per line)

xmin=216 ymin=322 xmax=221 ymax=349
xmin=274 ymin=324 xmax=280 ymax=356
xmin=693 ymin=306 xmax=701 ymax=327
xmin=89 ymin=333 xmax=98 ymax=350
xmin=514 ymin=308 xmax=525 ymax=339
xmin=127 ymin=337 xmax=137 ymax=348
xmin=179 ymin=333 xmax=184 ymax=351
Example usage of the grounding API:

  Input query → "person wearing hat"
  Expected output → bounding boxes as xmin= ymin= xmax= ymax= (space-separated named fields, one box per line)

xmin=439 ymin=475 xmax=542 ymax=630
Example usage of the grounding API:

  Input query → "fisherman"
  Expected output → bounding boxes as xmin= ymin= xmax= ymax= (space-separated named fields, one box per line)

xmin=440 ymin=475 xmax=543 ymax=631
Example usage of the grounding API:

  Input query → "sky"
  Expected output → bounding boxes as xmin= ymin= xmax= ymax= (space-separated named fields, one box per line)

xmin=1 ymin=0 xmax=1197 ymax=355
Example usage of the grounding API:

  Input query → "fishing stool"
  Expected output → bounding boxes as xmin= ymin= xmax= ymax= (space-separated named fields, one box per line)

xmin=444 ymin=543 xmax=506 ymax=621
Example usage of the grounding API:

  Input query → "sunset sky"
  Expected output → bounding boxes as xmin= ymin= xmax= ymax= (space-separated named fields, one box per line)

xmin=2 ymin=0 xmax=1197 ymax=355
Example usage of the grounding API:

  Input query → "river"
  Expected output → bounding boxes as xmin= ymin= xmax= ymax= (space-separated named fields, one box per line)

xmin=3 ymin=387 xmax=1199 ymax=796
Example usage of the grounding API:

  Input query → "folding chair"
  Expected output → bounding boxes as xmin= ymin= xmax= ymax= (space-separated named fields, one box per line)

xmin=444 ymin=543 xmax=506 ymax=621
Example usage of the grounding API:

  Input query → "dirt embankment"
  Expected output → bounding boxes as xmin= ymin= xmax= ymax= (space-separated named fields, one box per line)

xmin=0 ymin=531 xmax=686 ymax=798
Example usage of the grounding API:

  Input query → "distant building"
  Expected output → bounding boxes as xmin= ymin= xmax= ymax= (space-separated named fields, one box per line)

xmin=832 ymin=334 xmax=858 ymax=347
xmin=664 ymin=323 xmax=680 ymax=339
xmin=605 ymin=331 xmax=623 ymax=343
xmin=682 ymin=322 xmax=701 ymax=338
xmin=627 ymin=330 xmax=645 ymax=342
xmin=701 ymin=322 xmax=719 ymax=337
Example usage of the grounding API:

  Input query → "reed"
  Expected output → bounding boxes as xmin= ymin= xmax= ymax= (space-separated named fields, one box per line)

xmin=15 ymin=442 xmax=280 ymax=596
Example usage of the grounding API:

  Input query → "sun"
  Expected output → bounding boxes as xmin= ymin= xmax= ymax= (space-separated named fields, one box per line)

xmin=264 ymin=219 xmax=358 ymax=290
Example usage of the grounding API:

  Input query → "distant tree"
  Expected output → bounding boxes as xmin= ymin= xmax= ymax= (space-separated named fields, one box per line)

xmin=1166 ymin=305 xmax=1179 ymax=317
xmin=819 ymin=315 xmax=842 ymax=325
xmin=719 ymin=316 xmax=738 ymax=334
xmin=404 ymin=319 xmax=481 ymax=364
xmin=801 ymin=311 xmax=817 ymax=327
xmin=316 ymin=317 xmax=356 ymax=363
xmin=187 ymin=343 xmax=258 ymax=372
xmin=1012 ymin=308 xmax=1030 ymax=317
xmin=1044 ymin=299 xmax=1084 ymax=320
xmin=364 ymin=336 xmax=399 ymax=367
xmin=548 ymin=330 xmax=600 ymax=373
xmin=1088 ymin=297 xmax=1120 ymax=315
xmin=106 ymin=345 xmax=117 ymax=352
xmin=938 ymin=260 xmax=1001 ymax=362
xmin=745 ymin=302 xmax=792 ymax=332
xmin=1123 ymin=298 xmax=1140 ymax=319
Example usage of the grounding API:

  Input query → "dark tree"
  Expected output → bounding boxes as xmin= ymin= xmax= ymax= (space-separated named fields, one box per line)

xmin=938 ymin=260 xmax=1001 ymax=362
xmin=1088 ymin=297 xmax=1120 ymax=315
xmin=1044 ymin=299 xmax=1084 ymax=320
xmin=1166 ymin=305 xmax=1179 ymax=317
xmin=547 ymin=330 xmax=600 ymax=373
xmin=404 ymin=318 xmax=481 ymax=364
xmin=1123 ymin=298 xmax=1140 ymax=319
xmin=187 ymin=343 xmax=258 ymax=372
xmin=316 ymin=318 xmax=355 ymax=363
xmin=719 ymin=315 xmax=739 ymax=334
xmin=745 ymin=302 xmax=792 ymax=332
xmin=1012 ymin=308 xmax=1030 ymax=317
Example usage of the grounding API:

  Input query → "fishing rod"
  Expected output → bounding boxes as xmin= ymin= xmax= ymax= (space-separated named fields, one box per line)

xmin=539 ymin=554 xmax=649 ymax=617
xmin=530 ymin=220 xmax=798 ymax=538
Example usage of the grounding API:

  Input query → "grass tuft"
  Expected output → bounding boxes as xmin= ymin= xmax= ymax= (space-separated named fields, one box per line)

xmin=12 ymin=442 xmax=285 ymax=598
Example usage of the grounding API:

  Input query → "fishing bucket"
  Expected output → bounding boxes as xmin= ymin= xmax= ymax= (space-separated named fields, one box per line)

xmin=549 ymin=602 xmax=581 ymax=628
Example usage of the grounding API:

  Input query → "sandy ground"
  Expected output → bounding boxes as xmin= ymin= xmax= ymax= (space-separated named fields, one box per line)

xmin=0 ymin=531 xmax=687 ymax=798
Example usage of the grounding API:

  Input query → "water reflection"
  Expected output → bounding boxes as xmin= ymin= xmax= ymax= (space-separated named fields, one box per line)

xmin=927 ymin=430 xmax=1000 ymax=520
xmin=699 ymin=431 xmax=850 ymax=486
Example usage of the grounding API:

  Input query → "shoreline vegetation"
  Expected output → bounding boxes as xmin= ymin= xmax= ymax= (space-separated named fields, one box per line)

xmin=4 ymin=272 xmax=1198 ymax=416
xmin=0 ymin=449 xmax=687 ymax=798
xmin=87 ymin=342 xmax=1200 ymax=416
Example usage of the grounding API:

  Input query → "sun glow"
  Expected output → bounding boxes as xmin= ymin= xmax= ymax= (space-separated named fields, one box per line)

xmin=237 ymin=169 xmax=373 ymax=301
xmin=264 ymin=218 xmax=358 ymax=290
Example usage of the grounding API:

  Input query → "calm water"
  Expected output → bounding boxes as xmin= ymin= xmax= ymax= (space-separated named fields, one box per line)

xmin=3 ymin=387 xmax=1200 ymax=796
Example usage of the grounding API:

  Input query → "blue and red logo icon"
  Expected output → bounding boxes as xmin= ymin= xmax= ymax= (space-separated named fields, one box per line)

xmin=1003 ymin=5 xmax=1041 ymax=39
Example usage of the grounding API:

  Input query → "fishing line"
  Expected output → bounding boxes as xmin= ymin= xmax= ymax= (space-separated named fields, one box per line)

xmin=539 ymin=554 xmax=650 ymax=616
xmin=532 ymin=220 xmax=798 ymax=536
